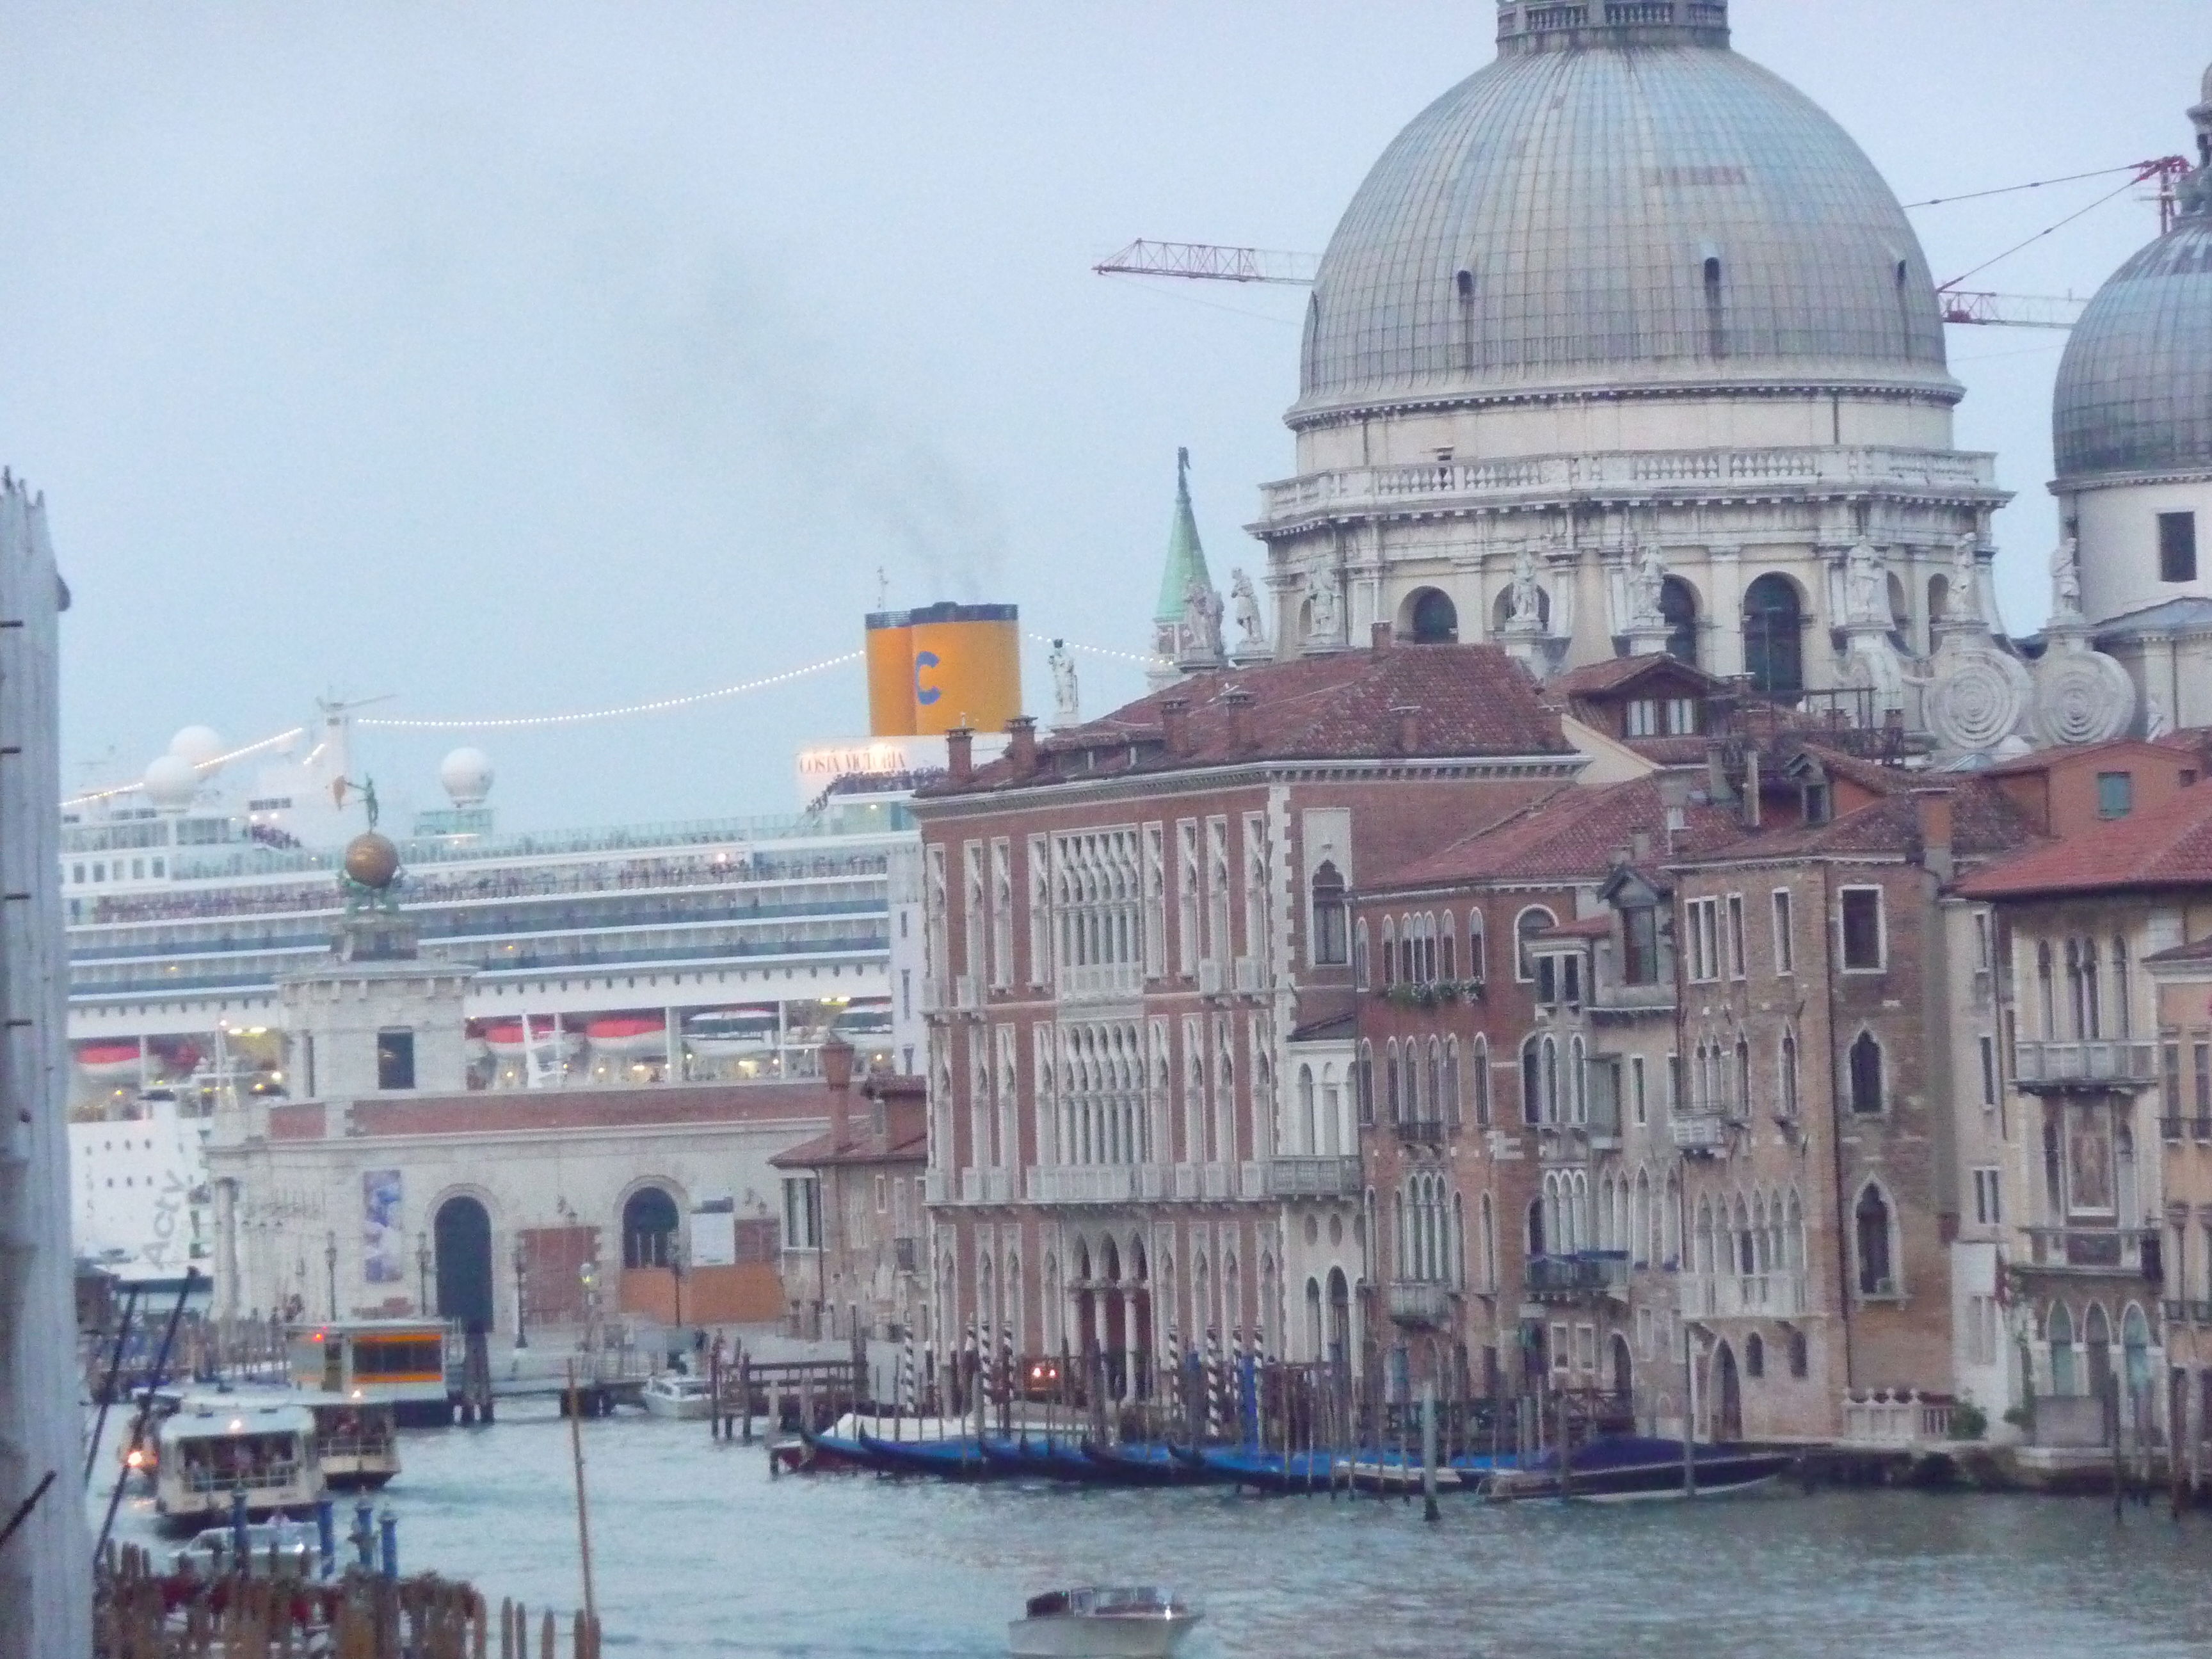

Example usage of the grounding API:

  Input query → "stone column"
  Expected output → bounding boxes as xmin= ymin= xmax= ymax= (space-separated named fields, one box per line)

xmin=1708 ymin=546 xmax=1745 ymax=679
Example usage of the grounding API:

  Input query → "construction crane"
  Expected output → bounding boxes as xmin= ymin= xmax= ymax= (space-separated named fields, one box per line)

xmin=1098 ymin=156 xmax=2199 ymax=327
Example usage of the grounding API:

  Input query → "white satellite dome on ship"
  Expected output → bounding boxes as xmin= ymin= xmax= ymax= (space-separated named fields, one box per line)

xmin=140 ymin=753 xmax=200 ymax=812
xmin=167 ymin=725 xmax=225 ymax=771
xmin=439 ymin=747 xmax=493 ymax=808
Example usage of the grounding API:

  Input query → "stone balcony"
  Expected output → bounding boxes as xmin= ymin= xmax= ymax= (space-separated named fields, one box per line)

xmin=1841 ymin=1389 xmax=1954 ymax=1448
xmin=1257 ymin=1155 xmax=1365 ymax=1199
xmin=1679 ymin=1270 xmax=1805 ymax=1319
xmin=1525 ymin=1251 xmax=1629 ymax=1299
xmin=1386 ymin=1279 xmax=1454 ymax=1329
xmin=1670 ymin=1111 xmax=1731 ymax=1155
xmin=2019 ymin=1225 xmax=2160 ymax=1276
xmin=2012 ymin=1039 xmax=2158 ymax=1092
xmin=1255 ymin=444 xmax=2001 ymax=531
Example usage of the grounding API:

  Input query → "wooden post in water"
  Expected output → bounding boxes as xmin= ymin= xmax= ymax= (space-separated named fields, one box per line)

xmin=1420 ymin=1380 xmax=1439 ymax=1523
xmin=1681 ymin=1323 xmax=1697 ymax=1499
xmin=565 ymin=1361 xmax=598 ymax=1629
xmin=739 ymin=1349 xmax=753 ymax=1445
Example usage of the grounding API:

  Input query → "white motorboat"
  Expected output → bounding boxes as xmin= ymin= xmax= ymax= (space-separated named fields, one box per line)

xmin=640 ymin=1372 xmax=716 ymax=1421
xmin=172 ymin=1520 xmax=317 ymax=1580
xmin=1008 ymin=1587 xmax=1201 ymax=1658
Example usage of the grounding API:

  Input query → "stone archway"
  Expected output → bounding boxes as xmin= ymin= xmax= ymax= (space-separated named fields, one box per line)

xmin=433 ymin=1195 xmax=494 ymax=1335
xmin=1713 ymin=1340 xmax=1743 ymax=1441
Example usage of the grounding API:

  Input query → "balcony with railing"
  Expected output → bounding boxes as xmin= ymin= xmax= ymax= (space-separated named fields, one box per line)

xmin=1679 ymin=1270 xmax=1805 ymax=1318
xmin=1258 ymin=1155 xmax=1365 ymax=1199
xmin=2012 ymin=1039 xmax=2158 ymax=1091
xmin=1028 ymin=1166 xmax=1139 ymax=1205
xmin=1670 ymin=1111 xmax=1730 ymax=1155
xmin=1525 ymin=1251 xmax=1629 ymax=1299
xmin=2019 ymin=1226 xmax=2160 ymax=1276
xmin=1386 ymin=1279 xmax=1454 ymax=1328
xmin=1841 ymin=1390 xmax=1954 ymax=1448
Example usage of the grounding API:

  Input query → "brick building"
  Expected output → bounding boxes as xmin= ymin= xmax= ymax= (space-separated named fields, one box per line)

xmin=771 ymin=1039 xmax=929 ymax=1343
xmin=911 ymin=632 xmax=1582 ymax=1396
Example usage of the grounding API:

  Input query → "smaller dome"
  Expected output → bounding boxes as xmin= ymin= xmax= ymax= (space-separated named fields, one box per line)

xmin=168 ymin=726 xmax=224 ymax=770
xmin=141 ymin=753 xmax=198 ymax=810
xmin=439 ymin=746 xmax=493 ymax=808
xmin=343 ymin=832 xmax=401 ymax=890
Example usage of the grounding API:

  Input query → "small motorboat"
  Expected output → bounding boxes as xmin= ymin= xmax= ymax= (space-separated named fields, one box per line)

xmin=172 ymin=1519 xmax=317 ymax=1580
xmin=640 ymin=1373 xmax=716 ymax=1422
xmin=1009 ymin=1587 xmax=1201 ymax=1658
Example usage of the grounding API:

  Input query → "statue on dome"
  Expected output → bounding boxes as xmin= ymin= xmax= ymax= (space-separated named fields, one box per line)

xmin=2050 ymin=536 xmax=2083 ymax=618
xmin=1230 ymin=568 xmax=1267 ymax=654
xmin=1948 ymin=534 xmax=1979 ymax=620
xmin=1047 ymin=638 xmax=1080 ymax=728
xmin=1631 ymin=544 xmax=1668 ymax=630
xmin=1182 ymin=575 xmax=1225 ymax=661
xmin=1845 ymin=538 xmax=1887 ymax=625
xmin=1307 ymin=570 xmax=1342 ymax=643
xmin=1509 ymin=547 xmax=1544 ymax=630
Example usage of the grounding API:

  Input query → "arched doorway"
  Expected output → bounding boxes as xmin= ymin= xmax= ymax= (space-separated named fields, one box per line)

xmin=1129 ymin=1238 xmax=1152 ymax=1399
xmin=622 ymin=1187 xmax=680 ymax=1268
xmin=1659 ymin=576 xmax=1699 ymax=666
xmin=1713 ymin=1341 xmax=1743 ymax=1441
xmin=1403 ymin=587 xmax=1459 ymax=643
xmin=1742 ymin=574 xmax=1804 ymax=696
xmin=1610 ymin=1333 xmax=1633 ymax=1401
xmin=1101 ymin=1238 xmax=1126 ymax=1399
xmin=1326 ymin=1267 xmax=1350 ymax=1369
xmin=433 ymin=1196 xmax=494 ymax=1335
xmin=2084 ymin=1302 xmax=2113 ymax=1404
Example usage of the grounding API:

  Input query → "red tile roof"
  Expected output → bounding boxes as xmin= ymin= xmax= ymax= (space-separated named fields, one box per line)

xmin=1958 ymin=782 xmax=2212 ymax=899
xmin=924 ymin=643 xmax=1569 ymax=796
xmin=1684 ymin=775 xmax=2035 ymax=866
xmin=1370 ymin=774 xmax=1740 ymax=891
xmin=1552 ymin=653 xmax=1721 ymax=698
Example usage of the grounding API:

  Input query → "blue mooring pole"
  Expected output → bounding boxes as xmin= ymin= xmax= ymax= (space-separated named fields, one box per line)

xmin=229 ymin=1486 xmax=249 ymax=1565
xmin=352 ymin=1496 xmax=374 ymax=1569
xmin=378 ymin=1507 xmax=397 ymax=1580
xmin=315 ymin=1497 xmax=335 ymax=1578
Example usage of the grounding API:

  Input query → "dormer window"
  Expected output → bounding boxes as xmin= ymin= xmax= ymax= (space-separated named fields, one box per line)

xmin=1803 ymin=780 xmax=1831 ymax=824
xmin=1622 ymin=906 xmax=1660 ymax=986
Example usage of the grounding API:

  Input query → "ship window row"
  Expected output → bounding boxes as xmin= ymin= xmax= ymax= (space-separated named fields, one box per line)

xmin=69 ymin=858 xmax=168 ymax=887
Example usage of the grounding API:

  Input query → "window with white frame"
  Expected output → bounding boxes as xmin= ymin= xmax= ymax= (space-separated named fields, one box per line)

xmin=1685 ymin=897 xmax=1720 ymax=982
xmin=1176 ymin=821 xmax=1201 ymax=976
xmin=1726 ymin=894 xmax=1747 ymax=979
xmin=962 ymin=840 xmax=986 ymax=984
xmin=1142 ymin=823 xmax=1167 ymax=980
xmin=781 ymin=1176 xmax=822 ymax=1251
xmin=1839 ymin=886 xmax=1885 ymax=972
xmin=1979 ymin=1035 xmax=1998 ymax=1107
xmin=990 ymin=838 xmax=1014 ymax=989
xmin=1771 ymin=888 xmax=1795 ymax=974
xmin=1631 ymin=1055 xmax=1647 ymax=1126
xmin=1028 ymin=834 xmax=1052 ymax=987
xmin=1971 ymin=1166 xmax=2002 ymax=1226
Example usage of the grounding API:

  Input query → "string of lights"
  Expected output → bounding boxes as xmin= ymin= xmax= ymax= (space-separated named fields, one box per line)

xmin=1025 ymin=630 xmax=1168 ymax=669
xmin=62 ymin=726 xmax=307 ymax=808
xmin=353 ymin=651 xmax=862 ymax=732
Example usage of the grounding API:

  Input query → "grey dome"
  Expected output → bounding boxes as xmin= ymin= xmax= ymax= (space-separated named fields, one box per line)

xmin=2052 ymin=218 xmax=2212 ymax=481
xmin=1297 ymin=28 xmax=1953 ymax=414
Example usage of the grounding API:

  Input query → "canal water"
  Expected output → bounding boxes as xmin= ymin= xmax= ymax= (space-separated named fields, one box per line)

xmin=97 ymin=1404 xmax=2212 ymax=1656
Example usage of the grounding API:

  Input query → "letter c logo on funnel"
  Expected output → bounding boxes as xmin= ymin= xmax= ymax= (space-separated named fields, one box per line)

xmin=914 ymin=651 xmax=942 ymax=705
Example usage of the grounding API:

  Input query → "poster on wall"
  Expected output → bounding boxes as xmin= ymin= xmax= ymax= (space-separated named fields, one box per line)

xmin=363 ymin=1169 xmax=405 ymax=1284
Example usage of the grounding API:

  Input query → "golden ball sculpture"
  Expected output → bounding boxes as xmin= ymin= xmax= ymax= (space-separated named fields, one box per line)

xmin=342 ymin=831 xmax=401 ymax=890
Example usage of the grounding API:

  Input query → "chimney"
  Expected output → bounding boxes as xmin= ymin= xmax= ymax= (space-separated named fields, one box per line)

xmin=1914 ymin=788 xmax=1955 ymax=883
xmin=1371 ymin=620 xmax=1393 ymax=658
xmin=1160 ymin=697 xmax=1191 ymax=758
xmin=1391 ymin=703 xmax=1423 ymax=755
xmin=822 ymin=1034 xmax=855 ymax=1146
xmin=1006 ymin=715 xmax=1038 ymax=777
xmin=1222 ymin=688 xmax=1256 ymax=754
xmin=1742 ymin=748 xmax=1762 ymax=830
xmin=946 ymin=726 xmax=974 ymax=781
xmin=1704 ymin=742 xmax=1736 ymax=806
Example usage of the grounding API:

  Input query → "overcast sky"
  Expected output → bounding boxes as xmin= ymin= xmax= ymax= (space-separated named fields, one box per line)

xmin=2 ymin=3 xmax=2203 ymax=830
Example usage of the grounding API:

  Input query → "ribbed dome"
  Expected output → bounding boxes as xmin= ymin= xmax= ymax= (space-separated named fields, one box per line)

xmin=2052 ymin=202 xmax=2212 ymax=482
xmin=1296 ymin=29 xmax=1953 ymax=413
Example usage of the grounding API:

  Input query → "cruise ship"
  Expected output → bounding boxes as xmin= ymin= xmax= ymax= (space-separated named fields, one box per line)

xmin=63 ymin=704 xmax=927 ymax=1273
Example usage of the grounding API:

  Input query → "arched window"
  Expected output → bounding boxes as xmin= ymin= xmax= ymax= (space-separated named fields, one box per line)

xmin=1660 ymin=575 xmax=1700 ymax=666
xmin=1440 ymin=913 xmax=1457 ymax=981
xmin=1469 ymin=912 xmax=1487 ymax=984
xmin=1480 ymin=1194 xmax=1497 ymax=1292
xmin=1471 ymin=1036 xmax=1491 ymax=1126
xmin=1780 ymin=1033 xmax=1800 ymax=1118
xmin=1787 ymin=1329 xmax=1809 ymax=1379
xmin=1742 ymin=573 xmax=1804 ymax=696
xmin=1855 ymin=1185 xmax=1895 ymax=1295
xmin=2085 ymin=1302 xmax=2113 ymax=1402
xmin=1353 ymin=919 xmax=1370 ymax=987
xmin=1745 ymin=1331 xmax=1765 ymax=1379
xmin=2048 ymin=1302 xmax=2078 ymax=1395
xmin=1452 ymin=1194 xmax=1467 ymax=1289
xmin=1848 ymin=1031 xmax=1884 ymax=1114
xmin=1521 ymin=1036 xmax=1543 ymax=1127
xmin=1515 ymin=907 xmax=1555 ymax=981
xmin=2112 ymin=936 xmax=2132 ymax=1038
xmin=1526 ymin=1197 xmax=1546 ymax=1258
xmin=1734 ymin=1039 xmax=1751 ymax=1117
xmin=1542 ymin=1036 xmax=1560 ymax=1125
xmin=1442 ymin=1039 xmax=1461 ymax=1126
xmin=1422 ymin=915 xmax=1439 ymax=984
xmin=1633 ymin=1170 xmax=1651 ymax=1267
xmin=1355 ymin=1041 xmax=1375 ymax=1126
xmin=1427 ymin=1038 xmax=1445 ymax=1125
xmin=2122 ymin=1303 xmax=2152 ymax=1400
xmin=1384 ymin=1040 xmax=1402 ymax=1124
xmin=1310 ymin=862 xmax=1349 ymax=966
xmin=1406 ymin=587 xmax=1459 ymax=643
xmin=1380 ymin=917 xmax=1399 ymax=987
xmin=623 ymin=1185 xmax=680 ymax=1269
xmin=1569 ymin=1034 xmax=1587 ymax=1125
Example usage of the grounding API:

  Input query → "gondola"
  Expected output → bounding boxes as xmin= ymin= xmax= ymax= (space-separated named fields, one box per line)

xmin=854 ymin=1429 xmax=1000 ymax=1480
xmin=1489 ymin=1434 xmax=1795 ymax=1502
xmin=1079 ymin=1441 xmax=1209 ymax=1487
xmin=979 ymin=1434 xmax=1103 ymax=1481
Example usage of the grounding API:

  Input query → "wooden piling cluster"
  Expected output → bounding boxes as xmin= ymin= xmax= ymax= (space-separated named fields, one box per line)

xmin=707 ymin=1345 xmax=868 ymax=1443
xmin=92 ymin=1543 xmax=603 ymax=1659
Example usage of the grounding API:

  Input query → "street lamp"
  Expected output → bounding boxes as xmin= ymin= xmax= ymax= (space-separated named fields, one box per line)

xmin=324 ymin=1230 xmax=339 ymax=1321
xmin=416 ymin=1231 xmax=433 ymax=1317
xmin=511 ymin=1237 xmax=529 ymax=1350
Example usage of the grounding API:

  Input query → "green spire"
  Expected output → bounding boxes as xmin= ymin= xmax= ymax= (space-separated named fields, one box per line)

xmin=1153 ymin=447 xmax=1214 ymax=623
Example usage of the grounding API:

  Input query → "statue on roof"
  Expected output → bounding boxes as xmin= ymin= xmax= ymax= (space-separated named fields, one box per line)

xmin=1230 ymin=568 xmax=1267 ymax=654
xmin=1306 ymin=569 xmax=1342 ymax=645
xmin=1182 ymin=574 xmax=1224 ymax=662
xmin=2049 ymin=536 xmax=2083 ymax=619
xmin=1844 ymin=538 xmax=1890 ymax=627
xmin=1631 ymin=544 xmax=1667 ymax=630
xmin=1047 ymin=638 xmax=1080 ymax=728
